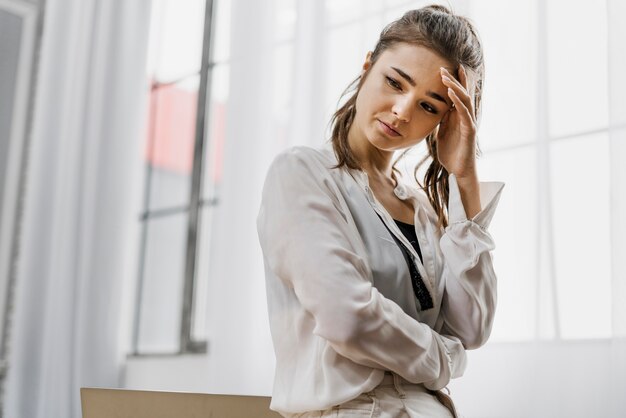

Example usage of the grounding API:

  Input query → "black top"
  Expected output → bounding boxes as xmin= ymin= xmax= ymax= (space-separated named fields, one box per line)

xmin=375 ymin=213 xmax=433 ymax=311
xmin=393 ymin=219 xmax=423 ymax=263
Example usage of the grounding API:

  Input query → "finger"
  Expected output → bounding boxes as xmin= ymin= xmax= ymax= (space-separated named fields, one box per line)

xmin=458 ymin=64 xmax=469 ymax=91
xmin=448 ymin=88 xmax=475 ymax=130
xmin=437 ymin=111 xmax=451 ymax=139
xmin=458 ymin=65 xmax=477 ymax=118
xmin=441 ymin=66 xmax=464 ymax=89
xmin=441 ymin=64 xmax=474 ymax=106
xmin=441 ymin=69 xmax=475 ymax=121
xmin=441 ymin=109 xmax=451 ymax=123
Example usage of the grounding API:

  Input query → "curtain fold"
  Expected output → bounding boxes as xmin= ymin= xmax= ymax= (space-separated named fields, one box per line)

xmin=286 ymin=0 xmax=327 ymax=149
xmin=4 ymin=0 xmax=151 ymax=416
xmin=201 ymin=0 xmax=277 ymax=396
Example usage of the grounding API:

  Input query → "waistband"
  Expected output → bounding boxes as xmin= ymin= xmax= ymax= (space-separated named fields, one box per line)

xmin=378 ymin=371 xmax=427 ymax=390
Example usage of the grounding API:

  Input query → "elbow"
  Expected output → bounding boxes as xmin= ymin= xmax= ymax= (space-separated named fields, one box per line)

xmin=312 ymin=311 xmax=363 ymax=346
xmin=460 ymin=322 xmax=493 ymax=350
xmin=449 ymin=306 xmax=494 ymax=350
xmin=459 ymin=293 xmax=496 ymax=350
xmin=311 ymin=298 xmax=382 ymax=348
xmin=310 ymin=286 xmax=381 ymax=346
xmin=462 ymin=334 xmax=488 ymax=350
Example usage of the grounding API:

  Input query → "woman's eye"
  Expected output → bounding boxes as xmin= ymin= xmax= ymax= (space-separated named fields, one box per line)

xmin=422 ymin=103 xmax=438 ymax=115
xmin=385 ymin=76 xmax=401 ymax=90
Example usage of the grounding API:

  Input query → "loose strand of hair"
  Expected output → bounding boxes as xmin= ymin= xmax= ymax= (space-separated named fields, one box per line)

xmin=414 ymin=134 xmax=450 ymax=229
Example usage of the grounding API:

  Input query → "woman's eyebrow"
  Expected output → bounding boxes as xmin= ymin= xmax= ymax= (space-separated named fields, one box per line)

xmin=391 ymin=66 xmax=416 ymax=86
xmin=391 ymin=66 xmax=451 ymax=106
xmin=427 ymin=91 xmax=450 ymax=106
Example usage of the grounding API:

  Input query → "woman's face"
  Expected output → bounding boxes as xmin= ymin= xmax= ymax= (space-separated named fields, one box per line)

xmin=351 ymin=42 xmax=455 ymax=152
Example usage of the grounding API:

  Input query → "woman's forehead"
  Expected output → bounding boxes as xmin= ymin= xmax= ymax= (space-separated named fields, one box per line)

xmin=378 ymin=43 xmax=454 ymax=73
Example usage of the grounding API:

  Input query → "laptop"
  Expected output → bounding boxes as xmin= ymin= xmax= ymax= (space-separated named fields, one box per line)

xmin=81 ymin=387 xmax=283 ymax=418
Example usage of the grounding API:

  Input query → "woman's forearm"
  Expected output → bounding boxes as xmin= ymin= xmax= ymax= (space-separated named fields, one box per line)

xmin=455 ymin=173 xmax=481 ymax=219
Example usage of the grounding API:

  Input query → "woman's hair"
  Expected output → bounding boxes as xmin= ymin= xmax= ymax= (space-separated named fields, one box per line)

xmin=329 ymin=4 xmax=485 ymax=228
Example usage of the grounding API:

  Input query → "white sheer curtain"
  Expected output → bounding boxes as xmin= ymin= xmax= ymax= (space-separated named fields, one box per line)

xmin=4 ymin=0 xmax=151 ymax=417
xmin=200 ymin=0 xmax=277 ymax=395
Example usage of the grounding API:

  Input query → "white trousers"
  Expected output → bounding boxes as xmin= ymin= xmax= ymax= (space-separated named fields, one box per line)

xmin=283 ymin=372 xmax=459 ymax=418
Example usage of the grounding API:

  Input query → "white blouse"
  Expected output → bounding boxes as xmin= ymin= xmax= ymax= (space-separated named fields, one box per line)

xmin=256 ymin=145 xmax=504 ymax=415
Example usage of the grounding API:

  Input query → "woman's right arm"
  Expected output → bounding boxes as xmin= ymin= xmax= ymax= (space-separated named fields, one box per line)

xmin=257 ymin=148 xmax=466 ymax=390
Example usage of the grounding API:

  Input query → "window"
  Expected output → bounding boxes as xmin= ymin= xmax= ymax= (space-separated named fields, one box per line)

xmin=132 ymin=0 xmax=619 ymax=357
xmin=322 ymin=0 xmax=616 ymax=342
xmin=469 ymin=0 xmax=612 ymax=341
xmin=133 ymin=0 xmax=230 ymax=354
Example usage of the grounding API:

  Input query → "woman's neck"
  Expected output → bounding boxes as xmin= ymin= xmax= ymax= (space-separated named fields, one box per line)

xmin=347 ymin=125 xmax=394 ymax=182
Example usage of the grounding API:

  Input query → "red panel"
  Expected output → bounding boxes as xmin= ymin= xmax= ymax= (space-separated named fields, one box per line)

xmin=144 ymin=80 xmax=226 ymax=183
xmin=208 ymin=103 xmax=225 ymax=184
xmin=145 ymin=82 xmax=197 ymax=174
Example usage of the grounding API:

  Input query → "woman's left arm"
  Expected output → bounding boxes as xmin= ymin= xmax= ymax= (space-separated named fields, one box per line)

xmin=436 ymin=64 xmax=505 ymax=349
xmin=439 ymin=174 xmax=504 ymax=349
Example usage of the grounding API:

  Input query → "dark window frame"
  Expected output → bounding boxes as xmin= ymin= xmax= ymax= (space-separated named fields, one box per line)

xmin=132 ymin=0 xmax=216 ymax=356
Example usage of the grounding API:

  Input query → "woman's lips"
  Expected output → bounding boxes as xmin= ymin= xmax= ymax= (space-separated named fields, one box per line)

xmin=377 ymin=119 xmax=401 ymax=137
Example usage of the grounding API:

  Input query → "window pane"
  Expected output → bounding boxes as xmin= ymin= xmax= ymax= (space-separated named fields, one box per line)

xmin=383 ymin=3 xmax=415 ymax=23
xmin=146 ymin=0 xmax=206 ymax=82
xmin=267 ymin=43 xmax=298 ymax=149
xmin=384 ymin=0 xmax=420 ymax=8
xmin=137 ymin=213 xmax=188 ymax=353
xmin=212 ymin=0 xmax=231 ymax=63
xmin=325 ymin=17 xmax=384 ymax=120
xmin=325 ymin=24 xmax=358 ymax=110
xmin=202 ymin=64 xmax=228 ymax=200
xmin=191 ymin=207 xmax=215 ymax=341
xmin=550 ymin=134 xmax=611 ymax=339
xmin=608 ymin=1 xmax=626 ymax=126
xmin=546 ymin=0 xmax=608 ymax=137
xmin=145 ymin=75 xmax=199 ymax=211
xmin=477 ymin=146 xmax=538 ymax=341
xmin=326 ymin=0 xmax=365 ymax=26
xmin=469 ymin=0 xmax=538 ymax=149
xmin=275 ymin=0 xmax=296 ymax=42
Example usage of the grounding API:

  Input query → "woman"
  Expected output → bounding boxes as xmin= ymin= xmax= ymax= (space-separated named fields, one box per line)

xmin=257 ymin=5 xmax=504 ymax=417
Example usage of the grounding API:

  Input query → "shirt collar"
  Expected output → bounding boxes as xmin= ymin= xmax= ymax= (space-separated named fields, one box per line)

xmin=321 ymin=143 xmax=414 ymax=202
xmin=348 ymin=165 xmax=412 ymax=201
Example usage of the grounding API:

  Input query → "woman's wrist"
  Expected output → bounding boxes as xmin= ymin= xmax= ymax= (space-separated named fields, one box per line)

xmin=455 ymin=173 xmax=481 ymax=219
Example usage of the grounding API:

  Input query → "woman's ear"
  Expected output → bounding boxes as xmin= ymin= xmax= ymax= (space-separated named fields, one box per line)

xmin=361 ymin=51 xmax=373 ymax=75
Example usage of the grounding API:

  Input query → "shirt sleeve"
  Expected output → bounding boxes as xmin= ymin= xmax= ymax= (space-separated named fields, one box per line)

xmin=439 ymin=173 xmax=505 ymax=349
xmin=257 ymin=149 xmax=467 ymax=390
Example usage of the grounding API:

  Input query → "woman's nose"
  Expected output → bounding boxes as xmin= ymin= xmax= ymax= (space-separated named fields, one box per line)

xmin=391 ymin=96 xmax=411 ymax=122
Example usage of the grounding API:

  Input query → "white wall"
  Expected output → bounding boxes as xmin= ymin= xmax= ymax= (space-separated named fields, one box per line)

xmin=125 ymin=339 xmax=626 ymax=418
xmin=450 ymin=339 xmax=626 ymax=418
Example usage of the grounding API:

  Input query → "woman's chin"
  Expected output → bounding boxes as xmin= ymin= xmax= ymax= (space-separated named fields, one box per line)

xmin=367 ymin=135 xmax=399 ymax=150
xmin=369 ymin=139 xmax=408 ymax=153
